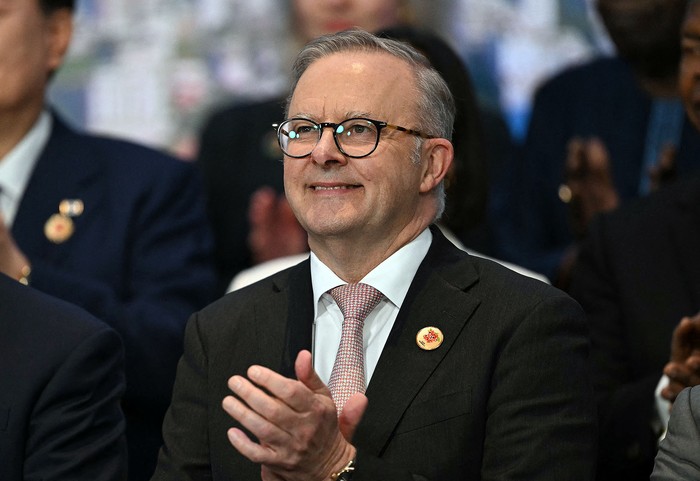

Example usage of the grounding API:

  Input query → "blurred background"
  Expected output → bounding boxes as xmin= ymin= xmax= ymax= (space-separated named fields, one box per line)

xmin=48 ymin=0 xmax=612 ymax=159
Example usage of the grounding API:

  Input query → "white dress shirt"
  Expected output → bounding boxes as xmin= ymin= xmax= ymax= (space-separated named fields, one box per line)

xmin=0 ymin=111 xmax=51 ymax=227
xmin=310 ymin=228 xmax=432 ymax=385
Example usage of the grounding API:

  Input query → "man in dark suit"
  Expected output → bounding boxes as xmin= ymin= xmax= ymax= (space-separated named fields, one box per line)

xmin=0 ymin=272 xmax=126 ymax=480
xmin=569 ymin=2 xmax=700 ymax=479
xmin=152 ymin=30 xmax=596 ymax=480
xmin=0 ymin=1 xmax=217 ymax=479
xmin=569 ymin=175 xmax=700 ymax=479
xmin=511 ymin=0 xmax=698 ymax=287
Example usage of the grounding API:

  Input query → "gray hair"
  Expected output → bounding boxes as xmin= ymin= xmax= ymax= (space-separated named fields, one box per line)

xmin=285 ymin=29 xmax=454 ymax=219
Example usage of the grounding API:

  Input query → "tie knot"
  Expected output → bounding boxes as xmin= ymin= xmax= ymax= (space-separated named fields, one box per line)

xmin=328 ymin=283 xmax=383 ymax=322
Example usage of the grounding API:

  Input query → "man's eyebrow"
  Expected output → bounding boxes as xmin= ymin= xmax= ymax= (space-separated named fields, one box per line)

xmin=345 ymin=111 xmax=372 ymax=119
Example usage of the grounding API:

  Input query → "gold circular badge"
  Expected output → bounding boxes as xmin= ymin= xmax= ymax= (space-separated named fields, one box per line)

xmin=44 ymin=214 xmax=74 ymax=244
xmin=416 ymin=326 xmax=444 ymax=351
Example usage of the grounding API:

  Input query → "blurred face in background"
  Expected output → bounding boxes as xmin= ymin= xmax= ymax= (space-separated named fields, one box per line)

xmin=0 ymin=0 xmax=70 ymax=118
xmin=680 ymin=1 xmax=700 ymax=129
xmin=595 ymin=0 xmax=687 ymax=79
xmin=292 ymin=0 xmax=407 ymax=43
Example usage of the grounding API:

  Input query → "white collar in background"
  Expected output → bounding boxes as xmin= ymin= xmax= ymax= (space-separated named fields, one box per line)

xmin=0 ymin=111 xmax=52 ymax=227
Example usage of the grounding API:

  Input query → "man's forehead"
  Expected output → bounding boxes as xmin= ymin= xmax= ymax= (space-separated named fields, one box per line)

xmin=289 ymin=54 xmax=416 ymax=121
xmin=302 ymin=51 xmax=411 ymax=81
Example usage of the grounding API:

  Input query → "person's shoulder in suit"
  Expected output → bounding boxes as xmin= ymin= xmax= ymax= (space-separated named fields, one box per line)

xmin=585 ymin=173 xmax=700 ymax=245
xmin=54 ymin=114 xmax=201 ymax=184
xmin=534 ymin=55 xmax=638 ymax=104
xmin=652 ymin=385 xmax=700 ymax=480
xmin=0 ymin=273 xmax=127 ymax=481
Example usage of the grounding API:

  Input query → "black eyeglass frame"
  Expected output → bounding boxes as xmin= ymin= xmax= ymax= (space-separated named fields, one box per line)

xmin=272 ymin=117 xmax=436 ymax=159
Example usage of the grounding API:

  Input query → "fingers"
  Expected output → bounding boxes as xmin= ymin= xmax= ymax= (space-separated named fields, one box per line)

xmin=222 ymin=390 xmax=290 ymax=449
xmin=248 ymin=186 xmax=277 ymax=225
xmin=663 ymin=360 xmax=700 ymax=401
xmin=585 ymin=138 xmax=611 ymax=180
xmin=565 ymin=137 xmax=585 ymax=176
xmin=649 ymin=144 xmax=677 ymax=191
xmin=670 ymin=316 xmax=700 ymax=362
xmin=223 ymin=354 xmax=353 ymax=479
xmin=225 ymin=426 xmax=276 ymax=464
xmin=338 ymin=392 xmax=368 ymax=441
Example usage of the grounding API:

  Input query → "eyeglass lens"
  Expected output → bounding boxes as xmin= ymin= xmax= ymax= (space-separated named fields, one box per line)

xmin=278 ymin=119 xmax=380 ymax=158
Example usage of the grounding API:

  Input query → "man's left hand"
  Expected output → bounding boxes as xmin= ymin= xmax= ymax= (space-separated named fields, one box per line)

xmin=662 ymin=314 xmax=700 ymax=403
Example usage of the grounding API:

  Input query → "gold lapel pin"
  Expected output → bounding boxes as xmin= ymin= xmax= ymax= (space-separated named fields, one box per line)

xmin=44 ymin=199 xmax=83 ymax=244
xmin=416 ymin=326 xmax=444 ymax=351
xmin=44 ymin=213 xmax=74 ymax=244
xmin=59 ymin=199 xmax=84 ymax=217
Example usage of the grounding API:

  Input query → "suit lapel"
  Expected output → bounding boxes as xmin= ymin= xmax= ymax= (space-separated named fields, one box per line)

xmin=354 ymin=230 xmax=480 ymax=455
xmin=12 ymin=115 xmax=103 ymax=259
xmin=249 ymin=261 xmax=314 ymax=378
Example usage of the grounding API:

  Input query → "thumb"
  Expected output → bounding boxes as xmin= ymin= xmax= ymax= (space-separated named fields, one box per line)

xmin=294 ymin=350 xmax=330 ymax=396
xmin=338 ymin=392 xmax=368 ymax=441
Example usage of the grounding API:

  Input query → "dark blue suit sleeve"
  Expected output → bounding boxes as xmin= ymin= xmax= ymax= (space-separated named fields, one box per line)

xmin=24 ymin=327 xmax=127 ymax=481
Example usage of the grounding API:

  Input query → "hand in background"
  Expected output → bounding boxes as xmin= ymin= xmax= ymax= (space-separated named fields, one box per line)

xmin=0 ymin=214 xmax=30 ymax=281
xmin=248 ymin=186 xmax=308 ymax=265
xmin=648 ymin=143 xmax=677 ymax=192
xmin=564 ymin=137 xmax=620 ymax=240
xmin=662 ymin=313 xmax=700 ymax=404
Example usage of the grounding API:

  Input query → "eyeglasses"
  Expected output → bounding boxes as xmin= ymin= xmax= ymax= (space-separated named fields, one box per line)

xmin=272 ymin=117 xmax=435 ymax=159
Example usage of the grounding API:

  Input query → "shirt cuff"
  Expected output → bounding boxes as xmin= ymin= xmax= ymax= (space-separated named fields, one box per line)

xmin=654 ymin=374 xmax=671 ymax=441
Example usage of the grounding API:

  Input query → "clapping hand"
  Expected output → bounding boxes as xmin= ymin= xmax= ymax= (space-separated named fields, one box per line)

xmin=222 ymin=350 xmax=367 ymax=481
xmin=661 ymin=313 xmax=700 ymax=404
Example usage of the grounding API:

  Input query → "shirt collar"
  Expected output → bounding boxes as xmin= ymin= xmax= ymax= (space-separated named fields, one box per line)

xmin=0 ymin=111 xmax=52 ymax=225
xmin=310 ymin=228 xmax=433 ymax=311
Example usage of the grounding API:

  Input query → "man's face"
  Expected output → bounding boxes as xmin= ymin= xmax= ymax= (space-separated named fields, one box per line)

xmin=596 ymin=0 xmax=687 ymax=79
xmin=680 ymin=2 xmax=700 ymax=130
xmin=292 ymin=0 xmax=403 ymax=43
xmin=0 ymin=0 xmax=66 ymax=116
xmin=283 ymin=51 xmax=431 ymax=247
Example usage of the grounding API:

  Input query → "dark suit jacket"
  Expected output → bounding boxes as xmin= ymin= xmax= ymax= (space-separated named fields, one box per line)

xmin=0 ymin=273 xmax=126 ymax=481
xmin=569 ymin=175 xmax=700 ymax=481
xmin=514 ymin=56 xmax=700 ymax=280
xmin=11 ymin=114 xmax=217 ymax=481
xmin=197 ymin=97 xmax=286 ymax=292
xmin=152 ymin=229 xmax=597 ymax=480
xmin=652 ymin=386 xmax=700 ymax=480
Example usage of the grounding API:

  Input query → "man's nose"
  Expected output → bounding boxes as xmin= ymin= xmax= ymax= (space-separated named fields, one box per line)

xmin=310 ymin=128 xmax=347 ymax=166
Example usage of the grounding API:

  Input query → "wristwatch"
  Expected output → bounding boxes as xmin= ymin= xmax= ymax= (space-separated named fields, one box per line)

xmin=330 ymin=458 xmax=355 ymax=480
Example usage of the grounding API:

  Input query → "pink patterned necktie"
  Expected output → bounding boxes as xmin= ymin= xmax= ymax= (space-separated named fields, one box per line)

xmin=327 ymin=283 xmax=384 ymax=415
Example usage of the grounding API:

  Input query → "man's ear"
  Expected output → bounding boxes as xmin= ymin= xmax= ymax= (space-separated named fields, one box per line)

xmin=45 ymin=9 xmax=73 ymax=76
xmin=419 ymin=138 xmax=454 ymax=194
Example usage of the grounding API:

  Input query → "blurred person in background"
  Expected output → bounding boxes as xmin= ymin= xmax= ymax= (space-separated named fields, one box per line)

xmin=510 ymin=0 xmax=699 ymax=289
xmin=569 ymin=2 xmax=700 ymax=478
xmin=0 ymin=0 xmax=217 ymax=479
